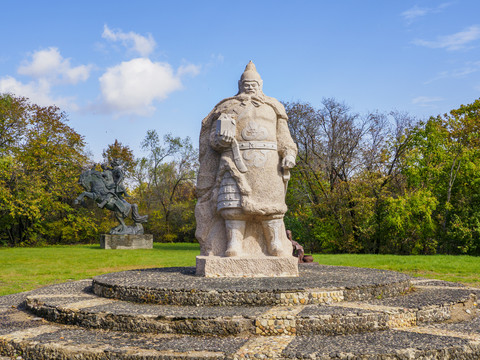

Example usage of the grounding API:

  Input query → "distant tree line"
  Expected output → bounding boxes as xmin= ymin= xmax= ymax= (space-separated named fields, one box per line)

xmin=283 ymin=98 xmax=480 ymax=255
xmin=1 ymin=93 xmax=479 ymax=255
xmin=0 ymin=94 xmax=197 ymax=246
xmin=0 ymin=95 xmax=103 ymax=246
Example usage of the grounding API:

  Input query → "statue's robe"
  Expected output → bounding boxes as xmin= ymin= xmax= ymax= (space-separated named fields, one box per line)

xmin=195 ymin=94 xmax=297 ymax=256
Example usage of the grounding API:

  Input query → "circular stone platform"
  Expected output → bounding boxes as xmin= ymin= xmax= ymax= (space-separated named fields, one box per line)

xmin=24 ymin=279 xmax=477 ymax=337
xmin=92 ymin=264 xmax=412 ymax=306
xmin=1 ymin=265 xmax=479 ymax=359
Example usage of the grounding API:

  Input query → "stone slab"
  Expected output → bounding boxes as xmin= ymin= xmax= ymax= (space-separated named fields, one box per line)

xmin=100 ymin=234 xmax=153 ymax=249
xmin=195 ymin=255 xmax=299 ymax=277
xmin=1 ymin=272 xmax=480 ymax=359
xmin=368 ymin=287 xmax=476 ymax=309
xmin=24 ymin=282 xmax=478 ymax=336
xmin=1 ymin=306 xmax=480 ymax=360
xmin=284 ymin=330 xmax=480 ymax=359
xmin=93 ymin=264 xmax=411 ymax=292
xmin=91 ymin=265 xmax=412 ymax=306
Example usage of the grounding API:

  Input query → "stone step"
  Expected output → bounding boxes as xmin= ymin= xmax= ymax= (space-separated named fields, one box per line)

xmin=24 ymin=280 xmax=478 ymax=336
xmin=2 ymin=269 xmax=479 ymax=359
xmin=92 ymin=264 xmax=412 ymax=306
xmin=1 ymin=305 xmax=480 ymax=359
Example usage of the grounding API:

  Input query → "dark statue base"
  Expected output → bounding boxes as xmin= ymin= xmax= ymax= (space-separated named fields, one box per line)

xmin=110 ymin=223 xmax=145 ymax=235
xmin=100 ymin=234 xmax=153 ymax=249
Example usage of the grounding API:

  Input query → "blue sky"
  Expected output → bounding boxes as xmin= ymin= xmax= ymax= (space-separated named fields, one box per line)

xmin=1 ymin=0 xmax=479 ymax=160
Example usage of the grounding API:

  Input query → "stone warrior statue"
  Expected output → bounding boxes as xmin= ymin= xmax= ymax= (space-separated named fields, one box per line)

xmin=195 ymin=61 xmax=298 ymax=258
xmin=74 ymin=164 xmax=148 ymax=235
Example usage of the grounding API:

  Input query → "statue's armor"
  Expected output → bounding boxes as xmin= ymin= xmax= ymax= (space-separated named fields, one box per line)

xmin=217 ymin=172 xmax=241 ymax=211
xmin=238 ymin=102 xmax=278 ymax=159
xmin=215 ymin=100 xmax=289 ymax=216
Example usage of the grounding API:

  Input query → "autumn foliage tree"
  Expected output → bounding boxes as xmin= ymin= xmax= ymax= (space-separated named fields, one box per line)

xmin=133 ymin=130 xmax=198 ymax=242
xmin=102 ymin=139 xmax=137 ymax=176
xmin=2 ymin=91 xmax=480 ymax=255
xmin=284 ymin=98 xmax=480 ymax=255
xmin=284 ymin=100 xmax=423 ymax=253
xmin=402 ymin=99 xmax=480 ymax=254
xmin=284 ymin=99 xmax=373 ymax=252
xmin=0 ymin=94 xmax=96 ymax=246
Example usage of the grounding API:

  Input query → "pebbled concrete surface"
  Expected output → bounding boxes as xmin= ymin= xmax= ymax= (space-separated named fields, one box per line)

xmin=367 ymin=287 xmax=476 ymax=309
xmin=92 ymin=264 xmax=411 ymax=306
xmin=1 ymin=306 xmax=480 ymax=359
xmin=93 ymin=264 xmax=410 ymax=292
xmin=0 ymin=280 xmax=93 ymax=310
xmin=0 ymin=307 xmax=248 ymax=358
xmin=23 ymin=278 xmax=478 ymax=337
xmin=411 ymin=278 xmax=468 ymax=287
xmin=28 ymin=291 xmax=268 ymax=319
xmin=284 ymin=330 xmax=480 ymax=359
xmin=428 ymin=316 xmax=480 ymax=335
xmin=1 ymin=267 xmax=479 ymax=359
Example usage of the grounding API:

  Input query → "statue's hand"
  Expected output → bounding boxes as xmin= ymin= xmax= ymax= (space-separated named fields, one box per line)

xmin=282 ymin=155 xmax=296 ymax=169
xmin=74 ymin=199 xmax=79 ymax=205
xmin=217 ymin=130 xmax=235 ymax=147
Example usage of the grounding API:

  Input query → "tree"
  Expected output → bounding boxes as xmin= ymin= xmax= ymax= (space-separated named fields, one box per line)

xmin=403 ymin=99 xmax=480 ymax=254
xmin=102 ymin=139 xmax=136 ymax=176
xmin=134 ymin=130 xmax=198 ymax=242
xmin=284 ymin=99 xmax=370 ymax=252
xmin=361 ymin=110 xmax=418 ymax=253
xmin=0 ymin=94 xmax=97 ymax=246
xmin=284 ymin=100 xmax=420 ymax=254
xmin=0 ymin=94 xmax=28 ymax=154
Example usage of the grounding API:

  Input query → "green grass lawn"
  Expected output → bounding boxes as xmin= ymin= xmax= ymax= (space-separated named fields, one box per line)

xmin=0 ymin=243 xmax=198 ymax=296
xmin=0 ymin=243 xmax=479 ymax=296
xmin=313 ymin=254 xmax=480 ymax=288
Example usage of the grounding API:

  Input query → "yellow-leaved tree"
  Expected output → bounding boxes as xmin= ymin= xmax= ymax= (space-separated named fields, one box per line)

xmin=0 ymin=94 xmax=98 ymax=246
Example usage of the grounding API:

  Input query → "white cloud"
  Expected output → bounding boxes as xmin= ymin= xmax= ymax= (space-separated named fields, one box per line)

xmin=424 ymin=61 xmax=480 ymax=84
xmin=96 ymin=26 xmax=200 ymax=117
xmin=0 ymin=76 xmax=77 ymax=109
xmin=413 ymin=25 xmax=480 ymax=51
xmin=412 ymin=96 xmax=444 ymax=107
xmin=18 ymin=47 xmax=92 ymax=84
xmin=401 ymin=5 xmax=429 ymax=21
xmin=0 ymin=47 xmax=89 ymax=109
xmin=99 ymin=58 xmax=183 ymax=116
xmin=177 ymin=63 xmax=201 ymax=77
xmin=211 ymin=54 xmax=224 ymax=63
xmin=401 ymin=3 xmax=452 ymax=23
xmin=102 ymin=25 xmax=156 ymax=57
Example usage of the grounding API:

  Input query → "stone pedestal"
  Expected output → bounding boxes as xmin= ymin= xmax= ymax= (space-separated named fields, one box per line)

xmin=195 ymin=255 xmax=299 ymax=277
xmin=100 ymin=234 xmax=153 ymax=249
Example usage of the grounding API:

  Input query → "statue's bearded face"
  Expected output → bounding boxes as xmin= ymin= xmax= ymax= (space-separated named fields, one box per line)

xmin=241 ymin=80 xmax=260 ymax=96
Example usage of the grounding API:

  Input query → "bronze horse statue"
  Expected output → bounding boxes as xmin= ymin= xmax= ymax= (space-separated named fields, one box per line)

xmin=74 ymin=168 xmax=147 ymax=235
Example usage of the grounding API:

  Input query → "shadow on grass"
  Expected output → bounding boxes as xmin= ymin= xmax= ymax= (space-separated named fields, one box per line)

xmin=154 ymin=243 xmax=199 ymax=251
xmin=82 ymin=244 xmax=102 ymax=250
xmin=81 ymin=243 xmax=200 ymax=251
xmin=75 ymin=243 xmax=199 ymax=252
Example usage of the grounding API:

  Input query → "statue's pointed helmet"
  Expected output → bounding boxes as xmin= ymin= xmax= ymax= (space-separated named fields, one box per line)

xmin=238 ymin=61 xmax=263 ymax=92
